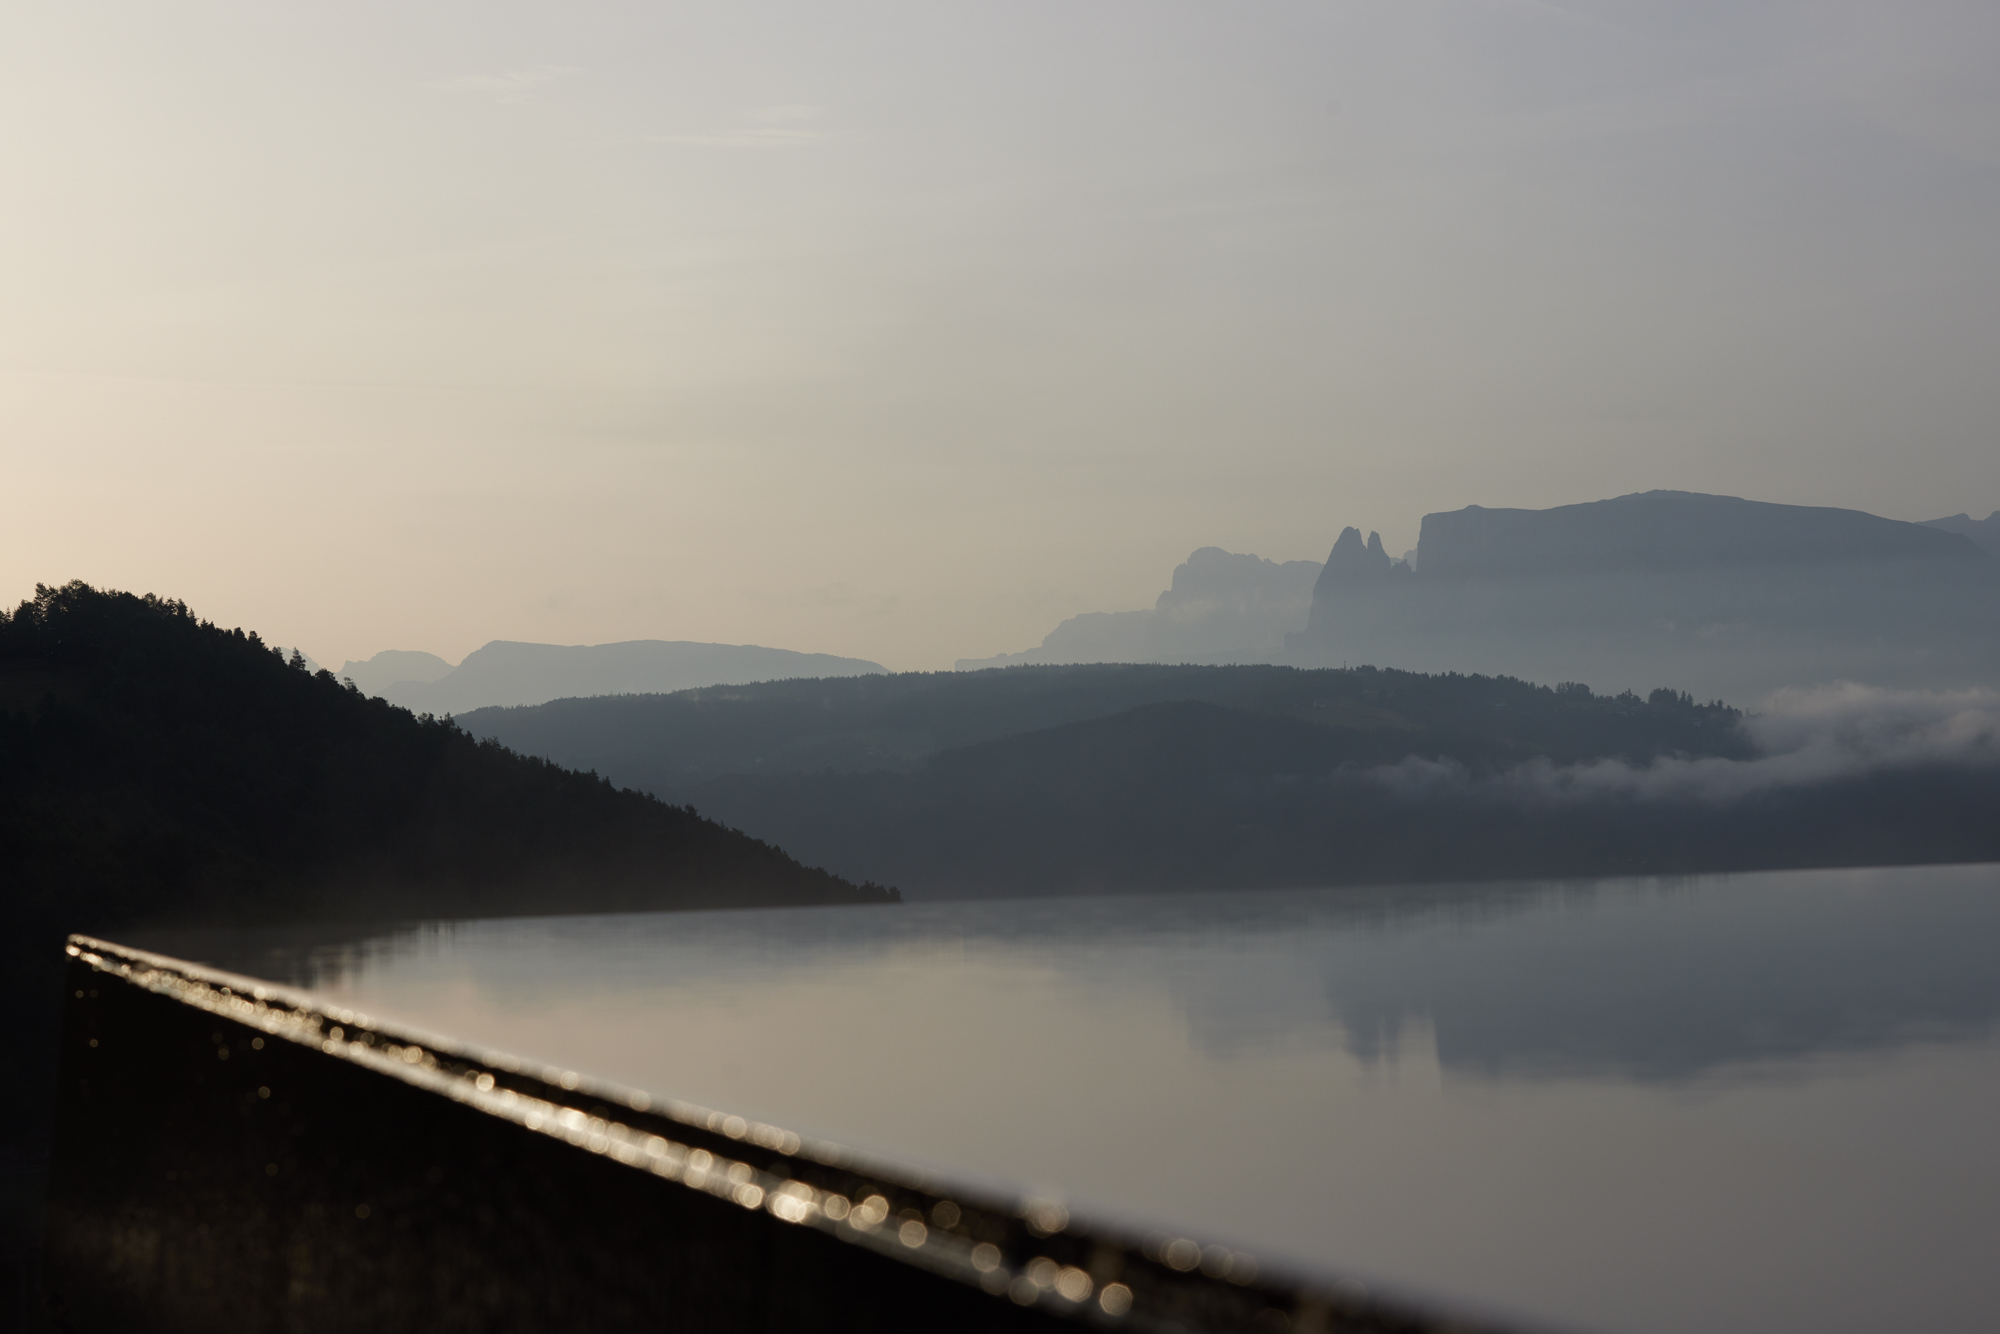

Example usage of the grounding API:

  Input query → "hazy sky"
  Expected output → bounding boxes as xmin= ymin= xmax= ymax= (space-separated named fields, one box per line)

xmin=5 ymin=1 xmax=1998 ymax=669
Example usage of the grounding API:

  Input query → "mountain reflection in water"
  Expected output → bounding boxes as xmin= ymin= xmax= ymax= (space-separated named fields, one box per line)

xmin=164 ymin=864 xmax=2000 ymax=1083
xmin=134 ymin=863 xmax=2000 ymax=1334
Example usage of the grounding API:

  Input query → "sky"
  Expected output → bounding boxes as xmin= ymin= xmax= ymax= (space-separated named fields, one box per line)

xmin=4 ymin=1 xmax=1998 ymax=670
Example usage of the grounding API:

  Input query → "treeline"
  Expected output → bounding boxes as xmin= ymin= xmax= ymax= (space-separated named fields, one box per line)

xmin=0 ymin=581 xmax=895 ymax=932
xmin=447 ymin=658 xmax=1970 ymax=899
xmin=693 ymin=727 xmax=2000 ymax=897
xmin=459 ymin=661 xmax=1753 ymax=797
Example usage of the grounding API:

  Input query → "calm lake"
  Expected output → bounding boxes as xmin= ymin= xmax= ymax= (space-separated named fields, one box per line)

xmin=140 ymin=862 xmax=2000 ymax=1334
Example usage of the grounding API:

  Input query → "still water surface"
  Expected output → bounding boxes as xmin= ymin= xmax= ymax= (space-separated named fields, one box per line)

xmin=146 ymin=863 xmax=2000 ymax=1334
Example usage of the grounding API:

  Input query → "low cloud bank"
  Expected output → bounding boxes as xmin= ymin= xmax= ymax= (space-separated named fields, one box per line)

xmin=1376 ymin=683 xmax=2000 ymax=804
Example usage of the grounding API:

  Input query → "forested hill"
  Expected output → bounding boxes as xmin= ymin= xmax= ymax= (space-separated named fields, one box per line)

xmin=0 ymin=582 xmax=896 ymax=933
xmin=454 ymin=662 xmax=2000 ymax=898
xmin=459 ymin=661 xmax=1752 ymax=796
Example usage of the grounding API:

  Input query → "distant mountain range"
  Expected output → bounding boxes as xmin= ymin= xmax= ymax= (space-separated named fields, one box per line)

xmin=338 ymin=639 xmax=885 ymax=714
xmin=336 ymin=648 xmax=454 ymax=697
xmin=961 ymin=492 xmax=2000 ymax=700
xmin=332 ymin=495 xmax=1993 ymax=705
xmin=1288 ymin=491 xmax=2000 ymax=700
xmin=955 ymin=546 xmax=1322 ymax=669
xmin=1924 ymin=510 xmax=2000 ymax=557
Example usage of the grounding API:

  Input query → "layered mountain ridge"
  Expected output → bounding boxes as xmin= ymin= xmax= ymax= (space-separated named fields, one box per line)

xmin=341 ymin=638 xmax=885 ymax=714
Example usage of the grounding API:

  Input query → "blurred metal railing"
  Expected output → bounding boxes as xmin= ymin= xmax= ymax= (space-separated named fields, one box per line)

xmin=44 ymin=935 xmax=1519 ymax=1334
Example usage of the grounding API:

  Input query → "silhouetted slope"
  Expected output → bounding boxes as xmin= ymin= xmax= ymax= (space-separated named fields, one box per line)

xmin=459 ymin=662 xmax=1748 ymax=795
xmin=0 ymin=582 xmax=893 ymax=931
xmin=0 ymin=583 xmax=895 ymax=1303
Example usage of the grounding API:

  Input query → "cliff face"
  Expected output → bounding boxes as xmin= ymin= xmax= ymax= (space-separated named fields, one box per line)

xmin=1417 ymin=491 xmax=1984 ymax=578
xmin=1313 ymin=527 xmax=1401 ymax=584
xmin=1296 ymin=527 xmax=1410 ymax=641
xmin=956 ymin=546 xmax=1321 ymax=669
xmin=957 ymin=494 xmax=2000 ymax=691
xmin=1287 ymin=492 xmax=2000 ymax=698
xmin=1158 ymin=546 xmax=1323 ymax=615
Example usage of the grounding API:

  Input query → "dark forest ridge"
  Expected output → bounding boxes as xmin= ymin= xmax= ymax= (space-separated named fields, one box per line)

xmin=458 ymin=662 xmax=2000 ymax=898
xmin=0 ymin=582 xmax=894 ymax=934
xmin=458 ymin=661 xmax=1749 ymax=796
xmin=685 ymin=693 xmax=2000 ymax=897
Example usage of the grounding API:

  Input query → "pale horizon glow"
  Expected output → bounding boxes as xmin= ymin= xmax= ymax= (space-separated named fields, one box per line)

xmin=4 ymin=2 xmax=1998 ymax=669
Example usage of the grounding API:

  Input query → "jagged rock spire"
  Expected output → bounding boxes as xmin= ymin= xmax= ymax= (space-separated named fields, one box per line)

xmin=1312 ymin=525 xmax=1396 ymax=600
xmin=1325 ymin=526 xmax=1368 ymax=568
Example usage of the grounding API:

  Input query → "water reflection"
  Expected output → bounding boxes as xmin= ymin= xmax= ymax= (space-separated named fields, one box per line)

xmin=1171 ymin=869 xmax=2000 ymax=1080
xmin=148 ymin=863 xmax=2000 ymax=1084
xmin=128 ymin=864 xmax=2000 ymax=1334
